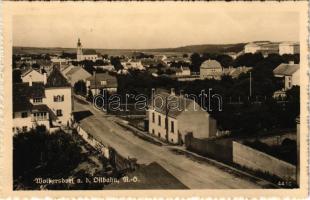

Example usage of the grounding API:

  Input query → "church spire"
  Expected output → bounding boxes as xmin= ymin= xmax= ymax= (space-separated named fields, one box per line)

xmin=77 ymin=38 xmax=82 ymax=47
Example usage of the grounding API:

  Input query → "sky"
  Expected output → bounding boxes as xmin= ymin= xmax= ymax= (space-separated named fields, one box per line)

xmin=13 ymin=5 xmax=300 ymax=49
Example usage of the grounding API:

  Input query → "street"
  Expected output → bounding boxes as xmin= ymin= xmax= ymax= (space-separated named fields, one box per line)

xmin=73 ymin=97 xmax=266 ymax=189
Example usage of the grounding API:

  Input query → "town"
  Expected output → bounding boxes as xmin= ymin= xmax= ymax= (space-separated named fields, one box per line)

xmin=13 ymin=39 xmax=300 ymax=190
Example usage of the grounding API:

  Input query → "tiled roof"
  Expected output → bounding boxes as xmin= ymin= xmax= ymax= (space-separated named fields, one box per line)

xmin=83 ymin=49 xmax=97 ymax=55
xmin=13 ymin=83 xmax=45 ymax=112
xmin=45 ymin=67 xmax=71 ymax=88
xmin=273 ymin=63 xmax=299 ymax=76
xmin=65 ymin=66 xmax=88 ymax=76
xmin=87 ymin=72 xmax=118 ymax=89
xmin=200 ymin=59 xmax=222 ymax=69
xmin=150 ymin=90 xmax=197 ymax=118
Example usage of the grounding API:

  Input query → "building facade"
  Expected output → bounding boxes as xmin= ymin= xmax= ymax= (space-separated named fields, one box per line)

xmin=148 ymin=89 xmax=217 ymax=145
xmin=279 ymin=42 xmax=300 ymax=55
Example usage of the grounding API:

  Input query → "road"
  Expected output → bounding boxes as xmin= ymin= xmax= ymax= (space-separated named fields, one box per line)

xmin=73 ymin=97 xmax=266 ymax=189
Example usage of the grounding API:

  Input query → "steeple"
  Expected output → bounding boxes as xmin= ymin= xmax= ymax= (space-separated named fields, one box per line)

xmin=77 ymin=38 xmax=82 ymax=47
xmin=76 ymin=38 xmax=83 ymax=61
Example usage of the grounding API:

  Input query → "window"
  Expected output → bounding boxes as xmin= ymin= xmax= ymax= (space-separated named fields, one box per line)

xmin=22 ymin=126 xmax=27 ymax=132
xmin=33 ymin=98 xmax=42 ymax=103
xmin=152 ymin=112 xmax=155 ymax=123
xmin=54 ymin=95 xmax=64 ymax=102
xmin=158 ymin=115 xmax=161 ymax=126
xmin=158 ymin=132 xmax=161 ymax=137
xmin=56 ymin=109 xmax=63 ymax=116
xmin=12 ymin=127 xmax=15 ymax=132
xmin=152 ymin=129 xmax=154 ymax=134
xmin=101 ymin=81 xmax=107 ymax=85
xmin=21 ymin=112 xmax=28 ymax=118
xmin=171 ymin=121 xmax=174 ymax=133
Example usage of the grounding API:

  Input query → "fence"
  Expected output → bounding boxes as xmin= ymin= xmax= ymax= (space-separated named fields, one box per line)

xmin=75 ymin=124 xmax=138 ymax=172
xmin=233 ymin=141 xmax=296 ymax=181
xmin=185 ymin=133 xmax=232 ymax=163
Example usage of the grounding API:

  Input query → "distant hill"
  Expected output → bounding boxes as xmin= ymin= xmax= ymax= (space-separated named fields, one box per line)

xmin=13 ymin=43 xmax=246 ymax=56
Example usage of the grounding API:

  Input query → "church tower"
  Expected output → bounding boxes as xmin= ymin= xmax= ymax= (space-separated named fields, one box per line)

xmin=77 ymin=38 xmax=83 ymax=61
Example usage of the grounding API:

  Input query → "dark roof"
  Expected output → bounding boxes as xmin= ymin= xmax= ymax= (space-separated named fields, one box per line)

xmin=273 ymin=63 xmax=299 ymax=76
xmin=87 ymin=72 xmax=118 ymax=89
xmin=105 ymin=162 xmax=188 ymax=189
xmin=13 ymin=96 xmax=32 ymax=112
xmin=13 ymin=83 xmax=45 ymax=112
xmin=150 ymin=90 xmax=197 ymax=118
xmin=83 ymin=49 xmax=97 ymax=55
xmin=45 ymin=67 xmax=71 ymax=88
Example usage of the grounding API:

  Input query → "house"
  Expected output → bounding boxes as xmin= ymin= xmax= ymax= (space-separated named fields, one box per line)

xmin=122 ymin=59 xmax=145 ymax=70
xmin=222 ymin=66 xmax=252 ymax=79
xmin=273 ymin=61 xmax=300 ymax=90
xmin=76 ymin=38 xmax=98 ymax=62
xmin=63 ymin=66 xmax=91 ymax=86
xmin=175 ymin=66 xmax=191 ymax=77
xmin=86 ymin=72 xmax=118 ymax=95
xmin=244 ymin=41 xmax=279 ymax=56
xmin=148 ymin=89 xmax=217 ymax=145
xmin=244 ymin=43 xmax=261 ymax=54
xmin=12 ymin=67 xmax=72 ymax=134
xmin=279 ymin=42 xmax=300 ymax=55
xmin=200 ymin=59 xmax=223 ymax=80
xmin=21 ymin=68 xmax=47 ymax=84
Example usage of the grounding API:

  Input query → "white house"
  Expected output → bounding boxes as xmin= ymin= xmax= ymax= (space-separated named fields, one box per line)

xmin=148 ymin=89 xmax=217 ymax=145
xmin=77 ymin=38 xmax=98 ymax=62
xmin=175 ymin=66 xmax=191 ymax=77
xmin=12 ymin=67 xmax=72 ymax=134
xmin=21 ymin=68 xmax=47 ymax=83
xmin=200 ymin=59 xmax=223 ymax=80
xmin=279 ymin=42 xmax=300 ymax=55
xmin=273 ymin=61 xmax=300 ymax=90
xmin=244 ymin=43 xmax=261 ymax=54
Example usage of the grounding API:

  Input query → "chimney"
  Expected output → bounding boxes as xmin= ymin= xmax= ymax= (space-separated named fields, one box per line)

xmin=29 ymin=75 xmax=32 ymax=87
xmin=43 ymin=72 xmax=47 ymax=85
xmin=170 ymin=88 xmax=175 ymax=96
xmin=289 ymin=61 xmax=295 ymax=65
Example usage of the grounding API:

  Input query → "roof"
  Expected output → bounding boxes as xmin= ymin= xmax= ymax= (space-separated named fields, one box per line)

xmin=13 ymin=83 xmax=46 ymax=112
xmin=273 ymin=63 xmax=299 ymax=76
xmin=45 ymin=67 xmax=71 ymax=88
xmin=150 ymin=90 xmax=198 ymax=118
xmin=83 ymin=49 xmax=97 ymax=55
xmin=86 ymin=72 xmax=118 ymax=89
xmin=65 ymin=66 xmax=90 ymax=77
xmin=105 ymin=162 xmax=188 ymax=189
xmin=200 ymin=59 xmax=222 ymax=69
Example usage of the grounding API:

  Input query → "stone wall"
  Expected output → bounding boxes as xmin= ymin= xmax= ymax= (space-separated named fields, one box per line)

xmin=233 ymin=141 xmax=296 ymax=181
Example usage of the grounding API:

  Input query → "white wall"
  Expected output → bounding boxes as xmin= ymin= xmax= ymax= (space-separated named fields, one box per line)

xmin=44 ymin=87 xmax=72 ymax=126
xmin=233 ymin=141 xmax=296 ymax=181
xmin=148 ymin=109 xmax=179 ymax=144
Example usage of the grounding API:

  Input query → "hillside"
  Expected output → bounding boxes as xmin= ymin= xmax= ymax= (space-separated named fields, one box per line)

xmin=13 ymin=43 xmax=246 ymax=56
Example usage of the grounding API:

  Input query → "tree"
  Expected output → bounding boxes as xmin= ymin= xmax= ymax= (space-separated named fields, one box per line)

xmin=13 ymin=127 xmax=83 ymax=189
xmin=74 ymin=80 xmax=87 ymax=96
xmin=13 ymin=69 xmax=22 ymax=83
xmin=110 ymin=56 xmax=123 ymax=71
xmin=190 ymin=52 xmax=202 ymax=72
